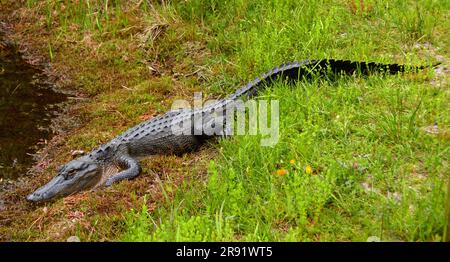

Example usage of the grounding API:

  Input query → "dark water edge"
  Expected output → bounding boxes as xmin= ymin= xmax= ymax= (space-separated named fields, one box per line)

xmin=0 ymin=39 xmax=67 ymax=180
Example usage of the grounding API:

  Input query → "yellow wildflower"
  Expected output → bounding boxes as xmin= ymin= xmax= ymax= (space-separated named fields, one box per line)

xmin=305 ymin=165 xmax=313 ymax=174
xmin=289 ymin=159 xmax=296 ymax=165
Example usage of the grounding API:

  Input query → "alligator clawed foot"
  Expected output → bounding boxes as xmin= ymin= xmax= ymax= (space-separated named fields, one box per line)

xmin=104 ymin=155 xmax=142 ymax=187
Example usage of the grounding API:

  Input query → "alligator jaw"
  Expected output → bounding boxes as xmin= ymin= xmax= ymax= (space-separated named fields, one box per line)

xmin=27 ymin=172 xmax=102 ymax=202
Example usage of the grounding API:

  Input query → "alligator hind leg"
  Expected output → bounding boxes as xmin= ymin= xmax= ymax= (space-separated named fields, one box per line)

xmin=105 ymin=155 xmax=142 ymax=186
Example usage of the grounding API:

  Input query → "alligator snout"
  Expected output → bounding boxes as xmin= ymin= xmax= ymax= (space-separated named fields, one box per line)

xmin=26 ymin=174 xmax=66 ymax=202
xmin=27 ymin=157 xmax=104 ymax=202
xmin=26 ymin=192 xmax=45 ymax=202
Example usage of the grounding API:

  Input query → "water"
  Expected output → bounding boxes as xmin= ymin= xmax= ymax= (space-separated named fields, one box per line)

xmin=0 ymin=41 xmax=67 ymax=179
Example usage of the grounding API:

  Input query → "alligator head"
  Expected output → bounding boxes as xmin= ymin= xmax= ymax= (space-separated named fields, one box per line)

xmin=27 ymin=155 xmax=103 ymax=202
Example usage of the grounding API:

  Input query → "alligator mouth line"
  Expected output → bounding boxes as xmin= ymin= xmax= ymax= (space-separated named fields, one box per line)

xmin=28 ymin=163 xmax=122 ymax=202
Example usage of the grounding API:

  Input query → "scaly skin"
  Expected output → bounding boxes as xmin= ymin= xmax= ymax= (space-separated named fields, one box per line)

xmin=27 ymin=59 xmax=423 ymax=202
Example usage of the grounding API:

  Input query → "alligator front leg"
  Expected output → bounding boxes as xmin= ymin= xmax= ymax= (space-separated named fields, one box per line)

xmin=105 ymin=155 xmax=141 ymax=186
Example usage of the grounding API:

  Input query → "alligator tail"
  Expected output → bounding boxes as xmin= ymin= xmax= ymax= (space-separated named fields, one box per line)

xmin=230 ymin=59 xmax=426 ymax=99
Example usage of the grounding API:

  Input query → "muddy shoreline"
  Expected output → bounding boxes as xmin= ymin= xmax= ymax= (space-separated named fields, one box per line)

xmin=0 ymin=18 xmax=86 ymax=225
xmin=0 ymin=29 xmax=69 ymax=180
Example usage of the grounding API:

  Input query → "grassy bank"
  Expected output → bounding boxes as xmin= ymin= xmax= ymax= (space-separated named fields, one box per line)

xmin=0 ymin=0 xmax=448 ymax=241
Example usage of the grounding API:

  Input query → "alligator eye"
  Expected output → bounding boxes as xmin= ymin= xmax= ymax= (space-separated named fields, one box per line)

xmin=63 ymin=169 xmax=77 ymax=179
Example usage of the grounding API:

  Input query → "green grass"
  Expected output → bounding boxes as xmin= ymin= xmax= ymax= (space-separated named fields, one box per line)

xmin=123 ymin=76 xmax=448 ymax=241
xmin=8 ymin=0 xmax=448 ymax=241
xmin=119 ymin=0 xmax=449 ymax=241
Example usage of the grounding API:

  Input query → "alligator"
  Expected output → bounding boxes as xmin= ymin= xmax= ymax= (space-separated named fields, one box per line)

xmin=26 ymin=59 xmax=424 ymax=202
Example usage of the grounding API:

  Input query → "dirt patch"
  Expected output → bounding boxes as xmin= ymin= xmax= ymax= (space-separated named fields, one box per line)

xmin=413 ymin=41 xmax=449 ymax=87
